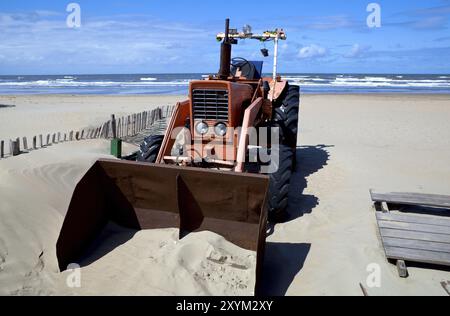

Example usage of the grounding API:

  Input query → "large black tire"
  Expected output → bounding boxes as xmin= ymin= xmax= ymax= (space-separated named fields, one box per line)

xmin=137 ymin=135 xmax=164 ymax=163
xmin=267 ymin=145 xmax=294 ymax=223
xmin=272 ymin=83 xmax=300 ymax=149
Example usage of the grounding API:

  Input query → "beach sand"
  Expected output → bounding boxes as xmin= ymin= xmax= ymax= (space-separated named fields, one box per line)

xmin=0 ymin=94 xmax=449 ymax=296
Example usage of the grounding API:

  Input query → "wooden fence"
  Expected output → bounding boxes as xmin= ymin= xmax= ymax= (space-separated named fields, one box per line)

xmin=0 ymin=105 xmax=174 ymax=159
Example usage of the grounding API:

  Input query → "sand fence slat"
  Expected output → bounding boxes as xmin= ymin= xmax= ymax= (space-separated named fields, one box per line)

xmin=0 ymin=140 xmax=4 ymax=158
xmin=111 ymin=115 xmax=117 ymax=139
xmin=22 ymin=137 xmax=28 ymax=151
xmin=10 ymin=139 xmax=20 ymax=156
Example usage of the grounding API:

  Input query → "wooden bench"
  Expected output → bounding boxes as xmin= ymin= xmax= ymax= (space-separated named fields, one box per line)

xmin=370 ymin=190 xmax=450 ymax=278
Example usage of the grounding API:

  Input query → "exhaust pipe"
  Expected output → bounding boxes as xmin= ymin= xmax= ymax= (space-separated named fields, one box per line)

xmin=218 ymin=18 xmax=232 ymax=79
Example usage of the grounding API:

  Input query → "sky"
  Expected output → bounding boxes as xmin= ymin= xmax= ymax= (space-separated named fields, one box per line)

xmin=0 ymin=0 xmax=449 ymax=75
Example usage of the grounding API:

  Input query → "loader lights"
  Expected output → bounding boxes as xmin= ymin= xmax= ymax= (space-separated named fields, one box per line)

xmin=214 ymin=123 xmax=228 ymax=137
xmin=195 ymin=121 xmax=209 ymax=135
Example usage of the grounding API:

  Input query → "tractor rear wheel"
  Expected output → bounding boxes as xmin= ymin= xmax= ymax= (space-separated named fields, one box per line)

xmin=267 ymin=144 xmax=294 ymax=223
xmin=137 ymin=135 xmax=164 ymax=163
xmin=272 ymin=83 xmax=300 ymax=149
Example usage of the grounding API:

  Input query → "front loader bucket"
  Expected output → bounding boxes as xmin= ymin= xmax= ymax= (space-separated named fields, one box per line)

xmin=57 ymin=159 xmax=269 ymax=294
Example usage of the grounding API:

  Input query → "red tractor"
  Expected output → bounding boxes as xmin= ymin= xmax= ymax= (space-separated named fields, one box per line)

xmin=137 ymin=19 xmax=300 ymax=222
xmin=57 ymin=19 xmax=299 ymax=292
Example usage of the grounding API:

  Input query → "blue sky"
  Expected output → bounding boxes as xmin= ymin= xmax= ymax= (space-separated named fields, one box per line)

xmin=0 ymin=0 xmax=449 ymax=74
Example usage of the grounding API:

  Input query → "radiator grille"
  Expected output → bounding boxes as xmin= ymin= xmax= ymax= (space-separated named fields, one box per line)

xmin=192 ymin=89 xmax=229 ymax=121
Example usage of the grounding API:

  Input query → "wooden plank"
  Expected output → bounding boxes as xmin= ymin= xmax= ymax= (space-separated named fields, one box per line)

xmin=69 ymin=131 xmax=74 ymax=141
xmin=106 ymin=121 xmax=111 ymax=138
xmin=32 ymin=136 xmax=37 ymax=149
xmin=0 ymin=140 xmax=4 ymax=158
xmin=376 ymin=212 xmax=450 ymax=227
xmin=22 ymin=137 xmax=28 ymax=150
xmin=39 ymin=135 xmax=43 ymax=147
xmin=137 ymin=113 xmax=140 ymax=132
xmin=382 ymin=237 xmax=450 ymax=253
xmin=359 ymin=283 xmax=369 ymax=296
xmin=396 ymin=260 xmax=409 ymax=278
xmin=380 ymin=228 xmax=450 ymax=243
xmin=441 ymin=281 xmax=450 ymax=296
xmin=57 ymin=132 xmax=61 ymax=142
xmin=378 ymin=220 xmax=450 ymax=235
xmin=111 ymin=115 xmax=117 ymax=139
xmin=384 ymin=246 xmax=450 ymax=266
xmin=99 ymin=124 xmax=105 ymax=138
xmin=10 ymin=139 xmax=20 ymax=156
xmin=371 ymin=191 xmax=450 ymax=209
xmin=52 ymin=133 xmax=56 ymax=144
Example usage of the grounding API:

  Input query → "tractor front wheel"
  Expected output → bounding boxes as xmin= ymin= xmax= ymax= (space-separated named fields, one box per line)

xmin=272 ymin=83 xmax=300 ymax=149
xmin=137 ymin=135 xmax=164 ymax=163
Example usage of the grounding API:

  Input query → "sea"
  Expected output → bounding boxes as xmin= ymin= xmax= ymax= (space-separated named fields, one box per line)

xmin=0 ymin=73 xmax=449 ymax=95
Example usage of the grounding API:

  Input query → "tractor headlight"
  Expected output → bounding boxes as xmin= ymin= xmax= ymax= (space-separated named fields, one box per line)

xmin=195 ymin=121 xmax=209 ymax=135
xmin=214 ymin=123 xmax=227 ymax=136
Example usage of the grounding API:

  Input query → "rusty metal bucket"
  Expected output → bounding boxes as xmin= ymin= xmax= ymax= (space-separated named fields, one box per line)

xmin=56 ymin=159 xmax=269 ymax=294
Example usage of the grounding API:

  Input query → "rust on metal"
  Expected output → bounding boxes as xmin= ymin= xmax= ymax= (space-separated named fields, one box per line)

xmin=57 ymin=159 xmax=269 ymax=294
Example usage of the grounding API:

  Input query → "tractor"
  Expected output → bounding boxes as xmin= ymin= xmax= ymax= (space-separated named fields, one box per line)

xmin=56 ymin=19 xmax=299 ymax=293
xmin=137 ymin=19 xmax=299 ymax=222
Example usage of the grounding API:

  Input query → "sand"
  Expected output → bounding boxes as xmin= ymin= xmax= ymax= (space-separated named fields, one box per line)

xmin=1 ymin=94 xmax=450 ymax=296
xmin=0 ymin=95 xmax=178 ymax=142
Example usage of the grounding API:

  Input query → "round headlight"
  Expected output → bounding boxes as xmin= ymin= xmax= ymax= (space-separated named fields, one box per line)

xmin=195 ymin=121 xmax=209 ymax=135
xmin=214 ymin=123 xmax=227 ymax=136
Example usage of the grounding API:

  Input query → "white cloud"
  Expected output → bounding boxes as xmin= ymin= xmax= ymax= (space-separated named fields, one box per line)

xmin=0 ymin=11 xmax=215 ymax=73
xmin=345 ymin=44 xmax=371 ymax=58
xmin=298 ymin=44 xmax=327 ymax=59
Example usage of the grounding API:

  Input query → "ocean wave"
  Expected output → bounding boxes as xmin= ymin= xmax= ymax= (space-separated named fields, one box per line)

xmin=0 ymin=80 xmax=192 ymax=87
xmin=282 ymin=75 xmax=450 ymax=88
xmin=1 ymin=74 xmax=449 ymax=93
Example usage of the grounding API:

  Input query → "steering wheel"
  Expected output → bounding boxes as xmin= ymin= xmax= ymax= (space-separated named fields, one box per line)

xmin=231 ymin=57 xmax=252 ymax=78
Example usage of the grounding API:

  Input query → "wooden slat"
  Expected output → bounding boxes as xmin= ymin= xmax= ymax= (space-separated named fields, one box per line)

xmin=376 ymin=212 xmax=450 ymax=227
xmin=371 ymin=191 xmax=450 ymax=208
xmin=380 ymin=228 xmax=450 ymax=243
xmin=378 ymin=220 xmax=450 ymax=235
xmin=384 ymin=246 xmax=450 ymax=266
xmin=382 ymin=237 xmax=450 ymax=253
